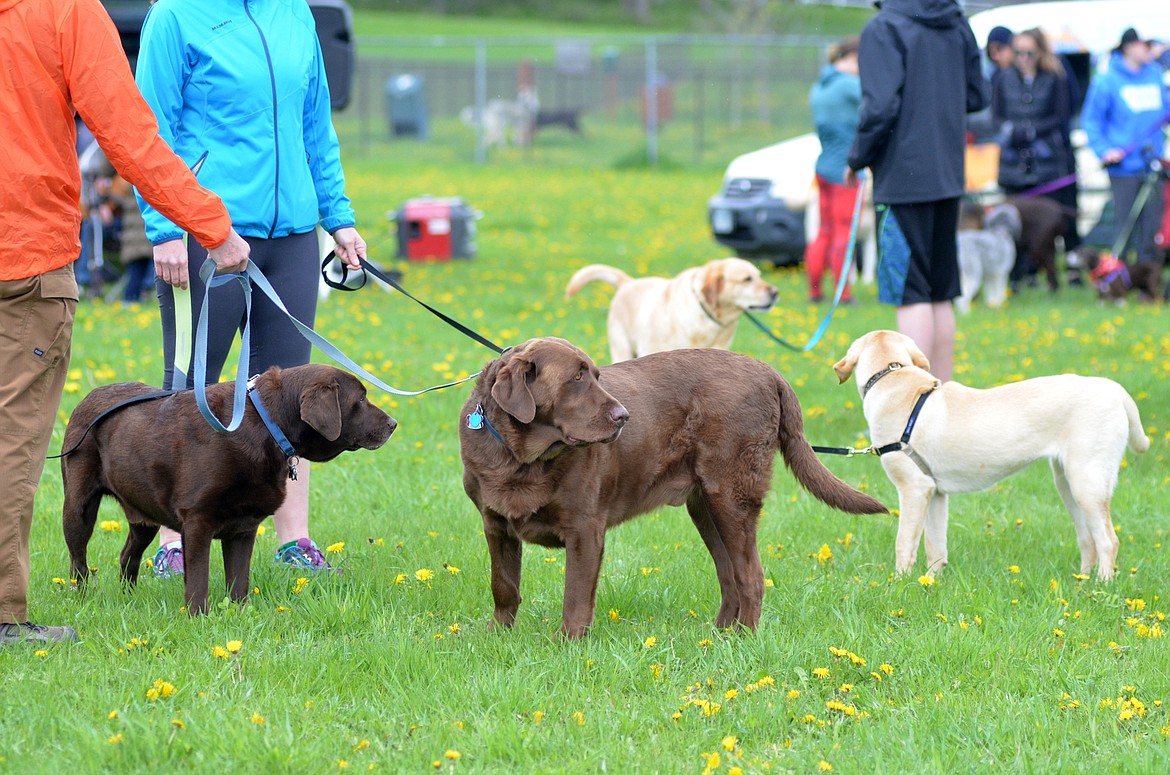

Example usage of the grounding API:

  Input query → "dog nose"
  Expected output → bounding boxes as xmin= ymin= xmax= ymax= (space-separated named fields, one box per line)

xmin=387 ymin=417 xmax=398 ymax=435
xmin=610 ymin=405 xmax=630 ymax=427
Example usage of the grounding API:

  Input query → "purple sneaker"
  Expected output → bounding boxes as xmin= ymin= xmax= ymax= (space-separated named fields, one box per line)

xmin=274 ymin=538 xmax=336 ymax=573
xmin=152 ymin=542 xmax=184 ymax=579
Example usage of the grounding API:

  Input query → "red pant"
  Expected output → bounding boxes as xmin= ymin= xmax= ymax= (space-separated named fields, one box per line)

xmin=806 ymin=175 xmax=860 ymax=301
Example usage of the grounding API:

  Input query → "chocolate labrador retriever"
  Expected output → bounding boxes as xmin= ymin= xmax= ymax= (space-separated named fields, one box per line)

xmin=459 ymin=337 xmax=887 ymax=638
xmin=62 ymin=364 xmax=395 ymax=614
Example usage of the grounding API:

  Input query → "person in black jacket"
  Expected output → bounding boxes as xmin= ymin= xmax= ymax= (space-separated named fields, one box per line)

xmin=846 ymin=0 xmax=986 ymax=382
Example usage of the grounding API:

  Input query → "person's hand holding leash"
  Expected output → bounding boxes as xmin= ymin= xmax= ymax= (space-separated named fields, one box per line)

xmin=153 ymin=239 xmax=190 ymax=289
xmin=1101 ymin=148 xmax=1126 ymax=166
xmin=207 ymin=229 xmax=250 ymax=275
xmin=331 ymin=226 xmax=366 ymax=270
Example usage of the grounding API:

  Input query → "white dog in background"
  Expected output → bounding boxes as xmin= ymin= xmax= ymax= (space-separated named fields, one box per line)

xmin=956 ymin=201 xmax=1019 ymax=313
xmin=832 ymin=330 xmax=1148 ymax=580
xmin=566 ymin=257 xmax=778 ymax=363
xmin=460 ymin=87 xmax=539 ymax=149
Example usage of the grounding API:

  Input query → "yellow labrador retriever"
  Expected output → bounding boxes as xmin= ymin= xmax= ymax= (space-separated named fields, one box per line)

xmin=565 ymin=257 xmax=778 ymax=362
xmin=833 ymin=330 xmax=1148 ymax=580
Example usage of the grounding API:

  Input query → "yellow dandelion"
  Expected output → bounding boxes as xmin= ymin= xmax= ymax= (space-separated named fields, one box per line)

xmin=326 ymin=542 xmax=344 ymax=554
xmin=394 ymin=573 xmax=407 ymax=585
xmin=532 ymin=711 xmax=544 ymax=725
xmin=338 ymin=761 xmax=348 ymax=770
xmin=699 ymin=638 xmax=713 ymax=647
xmin=108 ymin=710 xmax=118 ymax=720
xmin=212 ymin=645 xmax=229 ymax=659
xmin=108 ymin=733 xmax=124 ymax=745
xmin=609 ymin=608 xmax=620 ymax=622
xmin=706 ymin=753 xmax=720 ymax=770
xmin=250 ymin=713 xmax=266 ymax=726
xmin=724 ymin=688 xmax=738 ymax=700
xmin=171 ymin=719 xmax=185 ymax=729
xmin=644 ymin=636 xmax=657 ymax=648
xmin=573 ymin=711 xmax=585 ymax=726
xmin=226 ymin=640 xmax=242 ymax=653
xmin=34 ymin=649 xmax=48 ymax=658
xmin=722 ymin=735 xmax=738 ymax=751
xmin=880 ymin=664 xmax=894 ymax=675
xmin=813 ymin=667 xmax=830 ymax=679
xmin=100 ymin=520 xmax=122 ymax=533
xmin=788 ymin=689 xmax=801 ymax=699
xmin=445 ymin=565 xmax=460 ymax=574
xmin=815 ymin=544 xmax=833 ymax=564
xmin=1053 ymin=629 xmax=1065 ymax=638
xmin=448 ymin=624 xmax=460 ymax=634
xmin=918 ymin=575 xmax=935 ymax=587
xmin=1008 ymin=565 xmax=1020 ymax=574
xmin=415 ymin=568 xmax=434 ymax=582
xmin=443 ymin=749 xmax=460 ymax=761
xmin=818 ymin=760 xmax=833 ymax=771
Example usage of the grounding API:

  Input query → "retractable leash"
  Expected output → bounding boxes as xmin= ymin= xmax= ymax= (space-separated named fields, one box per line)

xmin=743 ymin=182 xmax=866 ymax=353
xmin=319 ymin=251 xmax=505 ymax=354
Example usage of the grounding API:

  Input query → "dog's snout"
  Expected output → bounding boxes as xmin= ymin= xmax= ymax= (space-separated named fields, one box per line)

xmin=609 ymin=405 xmax=630 ymax=427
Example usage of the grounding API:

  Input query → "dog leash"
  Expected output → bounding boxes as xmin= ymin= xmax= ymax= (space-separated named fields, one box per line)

xmin=812 ymin=385 xmax=937 ymax=477
xmin=183 ymin=258 xmax=492 ymax=433
xmin=743 ymin=183 xmax=865 ymax=353
xmin=320 ymin=251 xmax=505 ymax=354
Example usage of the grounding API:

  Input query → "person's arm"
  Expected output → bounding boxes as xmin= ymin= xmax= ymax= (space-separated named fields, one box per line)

xmin=1080 ymin=79 xmax=1119 ymax=162
xmin=64 ymin=0 xmax=233 ymax=256
xmin=962 ymin=23 xmax=988 ymax=115
xmin=847 ymin=21 xmax=903 ymax=173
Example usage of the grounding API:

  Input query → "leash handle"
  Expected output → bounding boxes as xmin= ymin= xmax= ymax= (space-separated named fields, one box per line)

xmin=193 ymin=260 xmax=253 ymax=432
xmin=746 ymin=182 xmax=866 ymax=353
xmin=321 ymin=251 xmax=505 ymax=354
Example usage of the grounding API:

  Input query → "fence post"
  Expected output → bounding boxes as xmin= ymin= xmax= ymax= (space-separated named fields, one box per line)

xmin=644 ymin=38 xmax=658 ymax=166
xmin=474 ymin=39 xmax=487 ymax=164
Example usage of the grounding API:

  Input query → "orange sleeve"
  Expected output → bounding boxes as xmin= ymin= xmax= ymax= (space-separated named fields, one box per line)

xmin=63 ymin=0 xmax=232 ymax=249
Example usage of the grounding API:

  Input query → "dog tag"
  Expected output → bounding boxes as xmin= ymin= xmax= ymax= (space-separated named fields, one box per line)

xmin=467 ymin=410 xmax=485 ymax=431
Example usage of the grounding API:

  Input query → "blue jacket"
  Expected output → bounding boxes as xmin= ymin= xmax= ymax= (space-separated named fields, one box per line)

xmin=135 ymin=0 xmax=354 ymax=244
xmin=847 ymin=0 xmax=986 ymax=205
xmin=1081 ymin=54 xmax=1168 ymax=177
xmin=810 ymin=64 xmax=861 ymax=185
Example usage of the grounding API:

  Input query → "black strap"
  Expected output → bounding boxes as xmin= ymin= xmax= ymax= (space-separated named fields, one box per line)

xmin=50 ymin=390 xmax=180 ymax=459
xmin=321 ymin=251 xmax=505 ymax=354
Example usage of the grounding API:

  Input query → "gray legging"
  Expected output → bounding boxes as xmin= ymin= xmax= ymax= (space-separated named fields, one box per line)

xmin=156 ymin=230 xmax=320 ymax=390
xmin=1109 ymin=172 xmax=1166 ymax=265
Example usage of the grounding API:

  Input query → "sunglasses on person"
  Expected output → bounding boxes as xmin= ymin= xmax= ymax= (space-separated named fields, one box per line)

xmin=1013 ymin=49 xmax=1038 ymax=57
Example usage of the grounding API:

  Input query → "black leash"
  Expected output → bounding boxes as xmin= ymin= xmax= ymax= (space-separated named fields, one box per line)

xmin=811 ymin=386 xmax=937 ymax=473
xmin=321 ymin=251 xmax=505 ymax=354
xmin=49 ymin=390 xmax=180 ymax=459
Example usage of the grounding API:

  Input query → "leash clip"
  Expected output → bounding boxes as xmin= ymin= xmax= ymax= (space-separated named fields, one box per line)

xmin=287 ymin=455 xmax=300 ymax=481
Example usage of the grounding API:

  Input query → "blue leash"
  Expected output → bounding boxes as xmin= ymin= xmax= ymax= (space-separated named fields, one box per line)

xmin=188 ymin=258 xmax=487 ymax=433
xmin=743 ymin=182 xmax=866 ymax=353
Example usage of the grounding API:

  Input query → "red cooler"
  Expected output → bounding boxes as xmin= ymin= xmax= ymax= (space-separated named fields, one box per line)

xmin=394 ymin=196 xmax=477 ymax=262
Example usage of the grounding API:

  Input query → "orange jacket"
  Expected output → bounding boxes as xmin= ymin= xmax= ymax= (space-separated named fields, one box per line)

xmin=0 ymin=0 xmax=232 ymax=281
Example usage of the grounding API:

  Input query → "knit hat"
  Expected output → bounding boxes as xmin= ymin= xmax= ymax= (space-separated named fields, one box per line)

xmin=986 ymin=26 xmax=1013 ymax=50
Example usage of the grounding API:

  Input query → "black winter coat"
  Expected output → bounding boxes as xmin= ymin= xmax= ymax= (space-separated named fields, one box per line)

xmin=847 ymin=0 xmax=987 ymax=205
xmin=992 ymin=68 xmax=1072 ymax=190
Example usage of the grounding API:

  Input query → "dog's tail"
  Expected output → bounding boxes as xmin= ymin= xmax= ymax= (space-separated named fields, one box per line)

xmin=565 ymin=264 xmax=632 ymax=299
xmin=775 ymin=374 xmax=889 ymax=515
xmin=1122 ymin=389 xmax=1150 ymax=455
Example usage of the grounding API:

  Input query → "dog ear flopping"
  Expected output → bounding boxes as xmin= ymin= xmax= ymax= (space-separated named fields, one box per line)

xmin=300 ymin=381 xmax=343 ymax=441
xmin=833 ymin=352 xmax=857 ymax=384
xmin=701 ymin=267 xmax=724 ymax=313
xmin=491 ymin=357 xmax=537 ymax=424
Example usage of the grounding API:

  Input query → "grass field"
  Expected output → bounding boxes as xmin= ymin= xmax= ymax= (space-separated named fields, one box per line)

xmin=5 ymin=8 xmax=1170 ymax=775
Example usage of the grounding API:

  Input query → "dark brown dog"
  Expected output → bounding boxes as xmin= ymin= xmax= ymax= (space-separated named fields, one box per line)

xmin=459 ymin=337 xmax=887 ymax=639
xmin=1084 ymin=248 xmax=1163 ymax=304
xmin=1008 ymin=196 xmax=1072 ymax=292
xmin=62 ymin=364 xmax=396 ymax=614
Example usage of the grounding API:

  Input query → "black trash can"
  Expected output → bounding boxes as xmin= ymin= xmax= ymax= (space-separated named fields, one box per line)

xmin=385 ymin=74 xmax=429 ymax=139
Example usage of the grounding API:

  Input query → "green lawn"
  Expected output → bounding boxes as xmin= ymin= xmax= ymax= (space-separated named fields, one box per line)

xmin=6 ymin=8 xmax=1170 ymax=774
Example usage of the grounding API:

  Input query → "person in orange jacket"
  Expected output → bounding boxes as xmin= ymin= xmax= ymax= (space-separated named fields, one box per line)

xmin=0 ymin=0 xmax=251 ymax=646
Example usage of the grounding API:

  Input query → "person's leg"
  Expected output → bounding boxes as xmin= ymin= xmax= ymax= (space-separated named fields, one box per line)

xmin=1135 ymin=177 xmax=1165 ymax=265
xmin=824 ymin=178 xmax=860 ymax=302
xmin=246 ymin=233 xmax=334 ymax=568
xmin=1109 ymin=174 xmax=1141 ymax=261
xmin=890 ymin=200 xmax=959 ymax=381
xmin=0 ymin=265 xmax=78 ymax=641
xmin=805 ymin=176 xmax=831 ymax=301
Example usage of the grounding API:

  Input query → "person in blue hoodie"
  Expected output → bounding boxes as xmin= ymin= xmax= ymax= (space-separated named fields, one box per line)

xmin=806 ymin=36 xmax=861 ymax=304
xmin=135 ymin=0 xmax=367 ymax=577
xmin=846 ymin=0 xmax=986 ymax=383
xmin=1082 ymin=28 xmax=1169 ymax=266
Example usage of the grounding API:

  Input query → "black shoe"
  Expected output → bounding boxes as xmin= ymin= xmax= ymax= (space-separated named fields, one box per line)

xmin=0 ymin=622 xmax=78 ymax=646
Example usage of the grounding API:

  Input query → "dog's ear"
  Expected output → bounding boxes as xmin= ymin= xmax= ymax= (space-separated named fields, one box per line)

xmin=300 ymin=381 xmax=343 ymax=441
xmin=701 ymin=266 xmax=724 ymax=311
xmin=491 ymin=356 xmax=537 ymax=424
xmin=905 ymin=337 xmax=931 ymax=372
xmin=832 ymin=352 xmax=857 ymax=383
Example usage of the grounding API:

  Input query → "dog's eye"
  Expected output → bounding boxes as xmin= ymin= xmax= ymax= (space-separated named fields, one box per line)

xmin=574 ymin=371 xmax=583 ymax=381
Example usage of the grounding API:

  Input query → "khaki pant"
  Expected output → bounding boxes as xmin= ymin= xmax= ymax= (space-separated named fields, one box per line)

xmin=0 ymin=264 xmax=77 ymax=624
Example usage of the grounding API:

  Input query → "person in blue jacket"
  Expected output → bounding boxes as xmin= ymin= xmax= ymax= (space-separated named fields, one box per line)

xmin=135 ymin=0 xmax=366 ymax=576
xmin=846 ymin=0 xmax=986 ymax=383
xmin=1082 ymin=28 xmax=1169 ymax=265
xmin=806 ymin=36 xmax=862 ymax=304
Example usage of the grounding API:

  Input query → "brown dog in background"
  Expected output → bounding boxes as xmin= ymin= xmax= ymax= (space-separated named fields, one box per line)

xmin=62 ymin=364 xmax=396 ymax=614
xmin=459 ymin=337 xmax=887 ymax=638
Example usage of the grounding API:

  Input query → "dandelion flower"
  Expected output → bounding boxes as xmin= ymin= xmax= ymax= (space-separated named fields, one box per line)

xmin=644 ymin=636 xmax=657 ymax=648
xmin=918 ymin=575 xmax=935 ymax=587
xmin=108 ymin=733 xmax=124 ymax=744
xmin=813 ymin=667 xmax=830 ymax=679
xmin=326 ymin=542 xmax=344 ymax=554
xmin=212 ymin=645 xmax=229 ymax=659
xmin=609 ymin=608 xmax=620 ymax=622
xmin=415 ymin=568 xmax=434 ymax=582
xmin=818 ymin=760 xmax=833 ymax=771
xmin=250 ymin=713 xmax=266 ymax=726
xmin=722 ymin=735 xmax=738 ymax=751
xmin=788 ymin=690 xmax=801 ymax=699
xmin=724 ymin=688 xmax=738 ymax=700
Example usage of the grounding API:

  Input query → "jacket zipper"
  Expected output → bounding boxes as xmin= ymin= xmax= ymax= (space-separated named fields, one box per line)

xmin=244 ymin=0 xmax=280 ymax=238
